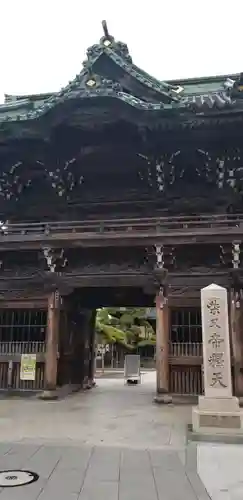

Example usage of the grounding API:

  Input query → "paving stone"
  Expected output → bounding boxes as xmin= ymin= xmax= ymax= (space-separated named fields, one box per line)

xmin=178 ymin=449 xmax=186 ymax=466
xmin=119 ymin=479 xmax=158 ymax=500
xmin=0 ymin=444 xmax=41 ymax=470
xmin=208 ymin=492 xmax=231 ymax=500
xmin=169 ymin=428 xmax=187 ymax=447
xmin=84 ymin=446 xmax=120 ymax=484
xmin=45 ymin=468 xmax=85 ymax=494
xmin=120 ymin=449 xmax=151 ymax=470
xmin=0 ymin=444 xmax=14 ymax=456
xmin=79 ymin=480 xmax=118 ymax=500
xmin=24 ymin=446 xmax=62 ymax=479
xmin=196 ymin=443 xmax=243 ymax=499
xmin=186 ymin=468 xmax=211 ymax=500
xmin=91 ymin=446 xmax=120 ymax=462
xmin=121 ymin=467 xmax=154 ymax=479
xmin=56 ymin=446 xmax=93 ymax=470
xmin=39 ymin=492 xmax=79 ymax=500
xmin=154 ymin=469 xmax=198 ymax=500
xmin=84 ymin=463 xmax=120 ymax=483
xmin=119 ymin=450 xmax=154 ymax=485
xmin=149 ymin=449 xmax=184 ymax=470
xmin=0 ymin=478 xmax=46 ymax=500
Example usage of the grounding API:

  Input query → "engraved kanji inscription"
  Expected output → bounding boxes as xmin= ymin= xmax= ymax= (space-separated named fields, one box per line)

xmin=209 ymin=317 xmax=220 ymax=328
xmin=208 ymin=332 xmax=224 ymax=349
xmin=208 ymin=352 xmax=224 ymax=368
xmin=210 ymin=372 xmax=227 ymax=388
xmin=207 ymin=298 xmax=220 ymax=315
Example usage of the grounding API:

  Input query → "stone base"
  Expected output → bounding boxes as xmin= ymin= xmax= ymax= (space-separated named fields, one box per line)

xmin=238 ymin=396 xmax=243 ymax=407
xmin=188 ymin=423 xmax=243 ymax=444
xmin=154 ymin=393 xmax=173 ymax=404
xmin=192 ymin=396 xmax=243 ymax=435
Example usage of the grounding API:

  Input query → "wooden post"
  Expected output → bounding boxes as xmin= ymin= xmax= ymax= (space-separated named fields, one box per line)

xmin=230 ymin=289 xmax=243 ymax=398
xmin=154 ymin=290 xmax=171 ymax=403
xmin=41 ymin=291 xmax=60 ymax=399
xmin=101 ymin=349 xmax=105 ymax=373
xmin=88 ymin=310 xmax=97 ymax=387
xmin=111 ymin=343 xmax=114 ymax=369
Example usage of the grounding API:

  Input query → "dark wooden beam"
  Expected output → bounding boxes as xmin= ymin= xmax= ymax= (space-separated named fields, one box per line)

xmin=0 ymin=228 xmax=241 ymax=251
xmin=0 ymin=269 xmax=230 ymax=294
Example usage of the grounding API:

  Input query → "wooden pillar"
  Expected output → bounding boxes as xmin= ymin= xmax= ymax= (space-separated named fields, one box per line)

xmin=230 ymin=289 xmax=243 ymax=398
xmin=41 ymin=291 xmax=60 ymax=399
xmin=154 ymin=290 xmax=171 ymax=403
xmin=81 ymin=312 xmax=91 ymax=389
xmin=88 ymin=310 xmax=97 ymax=386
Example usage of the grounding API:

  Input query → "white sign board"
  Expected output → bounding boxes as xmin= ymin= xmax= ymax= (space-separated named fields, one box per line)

xmin=124 ymin=354 xmax=141 ymax=381
xmin=20 ymin=354 xmax=36 ymax=381
xmin=201 ymin=284 xmax=232 ymax=398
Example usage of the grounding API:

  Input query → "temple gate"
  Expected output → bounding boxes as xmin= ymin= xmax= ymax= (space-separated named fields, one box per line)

xmin=0 ymin=22 xmax=243 ymax=398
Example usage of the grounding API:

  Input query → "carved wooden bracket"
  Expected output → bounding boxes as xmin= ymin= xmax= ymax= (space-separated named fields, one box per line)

xmin=42 ymin=247 xmax=68 ymax=273
xmin=232 ymin=241 xmax=241 ymax=269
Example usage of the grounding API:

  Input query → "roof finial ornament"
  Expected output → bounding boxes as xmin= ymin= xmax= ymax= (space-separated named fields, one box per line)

xmin=102 ymin=20 xmax=109 ymax=39
xmin=100 ymin=20 xmax=114 ymax=47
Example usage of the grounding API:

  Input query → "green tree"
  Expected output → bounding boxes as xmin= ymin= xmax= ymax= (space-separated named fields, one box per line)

xmin=95 ymin=307 xmax=155 ymax=349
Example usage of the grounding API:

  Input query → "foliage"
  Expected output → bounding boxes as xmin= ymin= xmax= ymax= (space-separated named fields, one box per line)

xmin=95 ymin=307 xmax=155 ymax=349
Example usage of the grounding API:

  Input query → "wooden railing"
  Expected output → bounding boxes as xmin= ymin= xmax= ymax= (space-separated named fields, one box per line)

xmin=170 ymin=342 xmax=202 ymax=357
xmin=0 ymin=341 xmax=46 ymax=355
xmin=0 ymin=213 xmax=243 ymax=238
xmin=170 ymin=366 xmax=203 ymax=395
xmin=169 ymin=342 xmax=203 ymax=394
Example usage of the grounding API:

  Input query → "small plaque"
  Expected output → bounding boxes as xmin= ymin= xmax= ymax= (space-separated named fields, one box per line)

xmin=200 ymin=414 xmax=241 ymax=429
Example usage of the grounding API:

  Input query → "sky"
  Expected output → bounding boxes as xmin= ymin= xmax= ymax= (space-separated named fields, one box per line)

xmin=0 ymin=0 xmax=243 ymax=103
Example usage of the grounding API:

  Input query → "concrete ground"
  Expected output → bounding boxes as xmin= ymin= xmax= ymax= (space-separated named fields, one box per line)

xmin=0 ymin=370 xmax=241 ymax=499
xmin=0 ymin=371 xmax=189 ymax=447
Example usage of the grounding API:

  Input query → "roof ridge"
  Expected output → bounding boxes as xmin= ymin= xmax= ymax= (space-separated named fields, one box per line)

xmin=86 ymin=21 xmax=181 ymax=102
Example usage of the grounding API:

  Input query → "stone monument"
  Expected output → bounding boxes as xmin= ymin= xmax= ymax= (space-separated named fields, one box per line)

xmin=192 ymin=283 xmax=243 ymax=435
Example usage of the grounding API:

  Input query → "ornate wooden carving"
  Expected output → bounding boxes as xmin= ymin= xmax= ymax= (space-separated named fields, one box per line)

xmin=1 ymin=141 xmax=243 ymax=221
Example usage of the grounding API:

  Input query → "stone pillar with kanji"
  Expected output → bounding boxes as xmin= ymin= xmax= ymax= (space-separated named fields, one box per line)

xmin=192 ymin=283 xmax=243 ymax=436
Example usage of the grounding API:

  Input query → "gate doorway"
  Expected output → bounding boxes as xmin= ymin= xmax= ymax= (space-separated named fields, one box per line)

xmin=0 ymin=292 xmax=205 ymax=397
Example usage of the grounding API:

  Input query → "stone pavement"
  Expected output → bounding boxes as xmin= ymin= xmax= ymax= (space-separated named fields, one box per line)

xmin=197 ymin=443 xmax=243 ymax=499
xmin=0 ymin=371 xmax=241 ymax=498
xmin=0 ymin=442 xmax=209 ymax=500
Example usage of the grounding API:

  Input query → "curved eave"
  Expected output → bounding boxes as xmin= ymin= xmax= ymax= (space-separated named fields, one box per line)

xmin=0 ymin=89 xmax=241 ymax=141
xmin=0 ymin=90 xmax=185 ymax=137
xmin=0 ymin=89 xmax=180 ymax=123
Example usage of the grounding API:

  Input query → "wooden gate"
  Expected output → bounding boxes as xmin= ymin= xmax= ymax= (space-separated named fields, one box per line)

xmin=169 ymin=308 xmax=203 ymax=395
xmin=0 ymin=309 xmax=46 ymax=391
